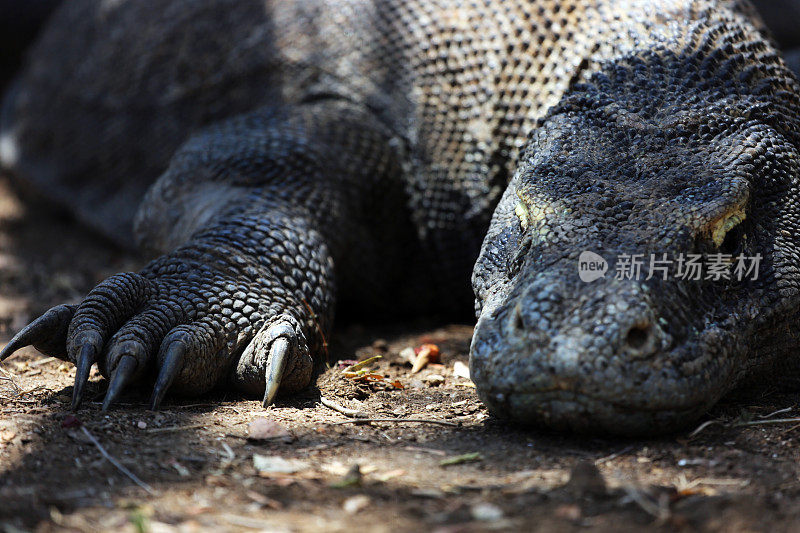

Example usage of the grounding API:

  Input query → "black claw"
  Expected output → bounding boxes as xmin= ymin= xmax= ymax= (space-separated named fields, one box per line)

xmin=0 ymin=304 xmax=76 ymax=361
xmin=101 ymin=355 xmax=137 ymax=411
xmin=71 ymin=344 xmax=97 ymax=410
xmin=149 ymin=342 xmax=185 ymax=410
xmin=0 ymin=334 xmax=25 ymax=362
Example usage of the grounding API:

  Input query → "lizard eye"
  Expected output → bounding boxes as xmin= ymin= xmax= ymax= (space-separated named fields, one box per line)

xmin=708 ymin=207 xmax=746 ymax=255
xmin=719 ymin=219 xmax=746 ymax=255
xmin=515 ymin=201 xmax=530 ymax=231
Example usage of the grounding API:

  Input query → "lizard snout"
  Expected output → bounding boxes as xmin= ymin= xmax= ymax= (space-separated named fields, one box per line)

xmin=504 ymin=278 xmax=665 ymax=362
xmin=469 ymin=273 xmax=712 ymax=435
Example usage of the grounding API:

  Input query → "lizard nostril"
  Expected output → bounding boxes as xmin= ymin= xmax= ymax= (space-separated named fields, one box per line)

xmin=625 ymin=323 xmax=652 ymax=351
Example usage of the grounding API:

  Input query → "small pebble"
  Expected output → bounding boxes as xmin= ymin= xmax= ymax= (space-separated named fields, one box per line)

xmin=423 ymin=374 xmax=445 ymax=386
xmin=453 ymin=361 xmax=471 ymax=380
xmin=470 ymin=503 xmax=504 ymax=522
xmin=342 ymin=495 xmax=371 ymax=514
xmin=399 ymin=347 xmax=416 ymax=365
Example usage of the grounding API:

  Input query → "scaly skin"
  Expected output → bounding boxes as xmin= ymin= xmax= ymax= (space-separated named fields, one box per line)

xmin=1 ymin=0 xmax=799 ymax=435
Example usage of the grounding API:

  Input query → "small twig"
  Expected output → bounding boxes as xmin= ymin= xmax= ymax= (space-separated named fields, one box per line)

xmin=0 ymin=364 xmax=21 ymax=395
xmin=295 ymin=442 xmax=345 ymax=453
xmin=16 ymin=385 xmax=46 ymax=396
xmin=403 ymin=446 xmax=447 ymax=456
xmin=145 ymin=423 xmax=207 ymax=434
xmin=0 ymin=384 xmax=47 ymax=403
xmin=81 ymin=427 xmax=155 ymax=495
xmin=758 ymin=406 xmax=794 ymax=419
xmin=780 ymin=422 xmax=800 ymax=435
xmin=689 ymin=414 xmax=800 ymax=438
xmin=332 ymin=417 xmax=459 ymax=427
xmin=688 ymin=419 xmax=723 ymax=438
xmin=690 ymin=477 xmax=749 ymax=488
xmin=168 ymin=403 xmax=215 ymax=409
xmin=320 ymin=396 xmax=366 ymax=418
xmin=223 ymin=514 xmax=275 ymax=530
xmin=6 ymin=398 xmax=38 ymax=404
xmin=674 ymin=473 xmax=748 ymax=492
xmin=595 ymin=445 xmax=634 ymax=465
xmin=735 ymin=417 xmax=800 ymax=427
xmin=29 ymin=356 xmax=57 ymax=367
xmin=623 ymin=486 xmax=670 ymax=524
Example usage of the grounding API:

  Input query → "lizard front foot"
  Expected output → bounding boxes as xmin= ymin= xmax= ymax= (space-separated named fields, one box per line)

xmin=0 ymin=265 xmax=317 ymax=410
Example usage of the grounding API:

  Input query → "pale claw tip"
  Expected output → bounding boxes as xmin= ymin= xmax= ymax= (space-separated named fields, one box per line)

xmin=262 ymin=337 xmax=290 ymax=408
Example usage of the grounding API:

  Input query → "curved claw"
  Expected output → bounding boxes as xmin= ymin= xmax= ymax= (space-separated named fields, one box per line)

xmin=262 ymin=337 xmax=289 ymax=407
xmin=149 ymin=341 xmax=186 ymax=410
xmin=0 ymin=304 xmax=76 ymax=361
xmin=71 ymin=343 xmax=97 ymax=410
xmin=0 ymin=328 xmax=29 ymax=361
xmin=102 ymin=355 xmax=138 ymax=411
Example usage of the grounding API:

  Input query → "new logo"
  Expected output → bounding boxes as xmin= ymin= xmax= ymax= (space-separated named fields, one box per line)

xmin=578 ymin=251 xmax=608 ymax=283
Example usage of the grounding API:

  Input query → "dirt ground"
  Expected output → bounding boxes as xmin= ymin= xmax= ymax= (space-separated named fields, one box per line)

xmin=1 ymin=174 xmax=800 ymax=533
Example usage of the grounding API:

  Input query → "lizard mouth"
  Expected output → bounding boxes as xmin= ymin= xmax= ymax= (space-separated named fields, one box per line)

xmin=482 ymin=390 xmax=710 ymax=436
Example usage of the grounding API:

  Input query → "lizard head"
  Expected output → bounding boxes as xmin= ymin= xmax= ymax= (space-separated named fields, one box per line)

xmin=470 ymin=54 xmax=800 ymax=435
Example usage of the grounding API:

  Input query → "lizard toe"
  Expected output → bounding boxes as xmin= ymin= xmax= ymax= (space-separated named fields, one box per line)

xmin=149 ymin=320 xmax=228 ymax=410
xmin=232 ymin=316 xmax=313 ymax=406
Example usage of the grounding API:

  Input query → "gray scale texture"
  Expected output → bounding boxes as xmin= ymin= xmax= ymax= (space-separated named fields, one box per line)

xmin=1 ymin=0 xmax=799 ymax=434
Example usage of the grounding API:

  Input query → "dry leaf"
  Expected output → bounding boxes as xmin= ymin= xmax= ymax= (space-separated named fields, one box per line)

xmin=342 ymin=356 xmax=382 ymax=373
xmin=411 ymin=344 xmax=441 ymax=374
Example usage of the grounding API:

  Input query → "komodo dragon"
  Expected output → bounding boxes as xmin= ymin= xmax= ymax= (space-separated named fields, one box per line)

xmin=1 ymin=0 xmax=800 ymax=435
